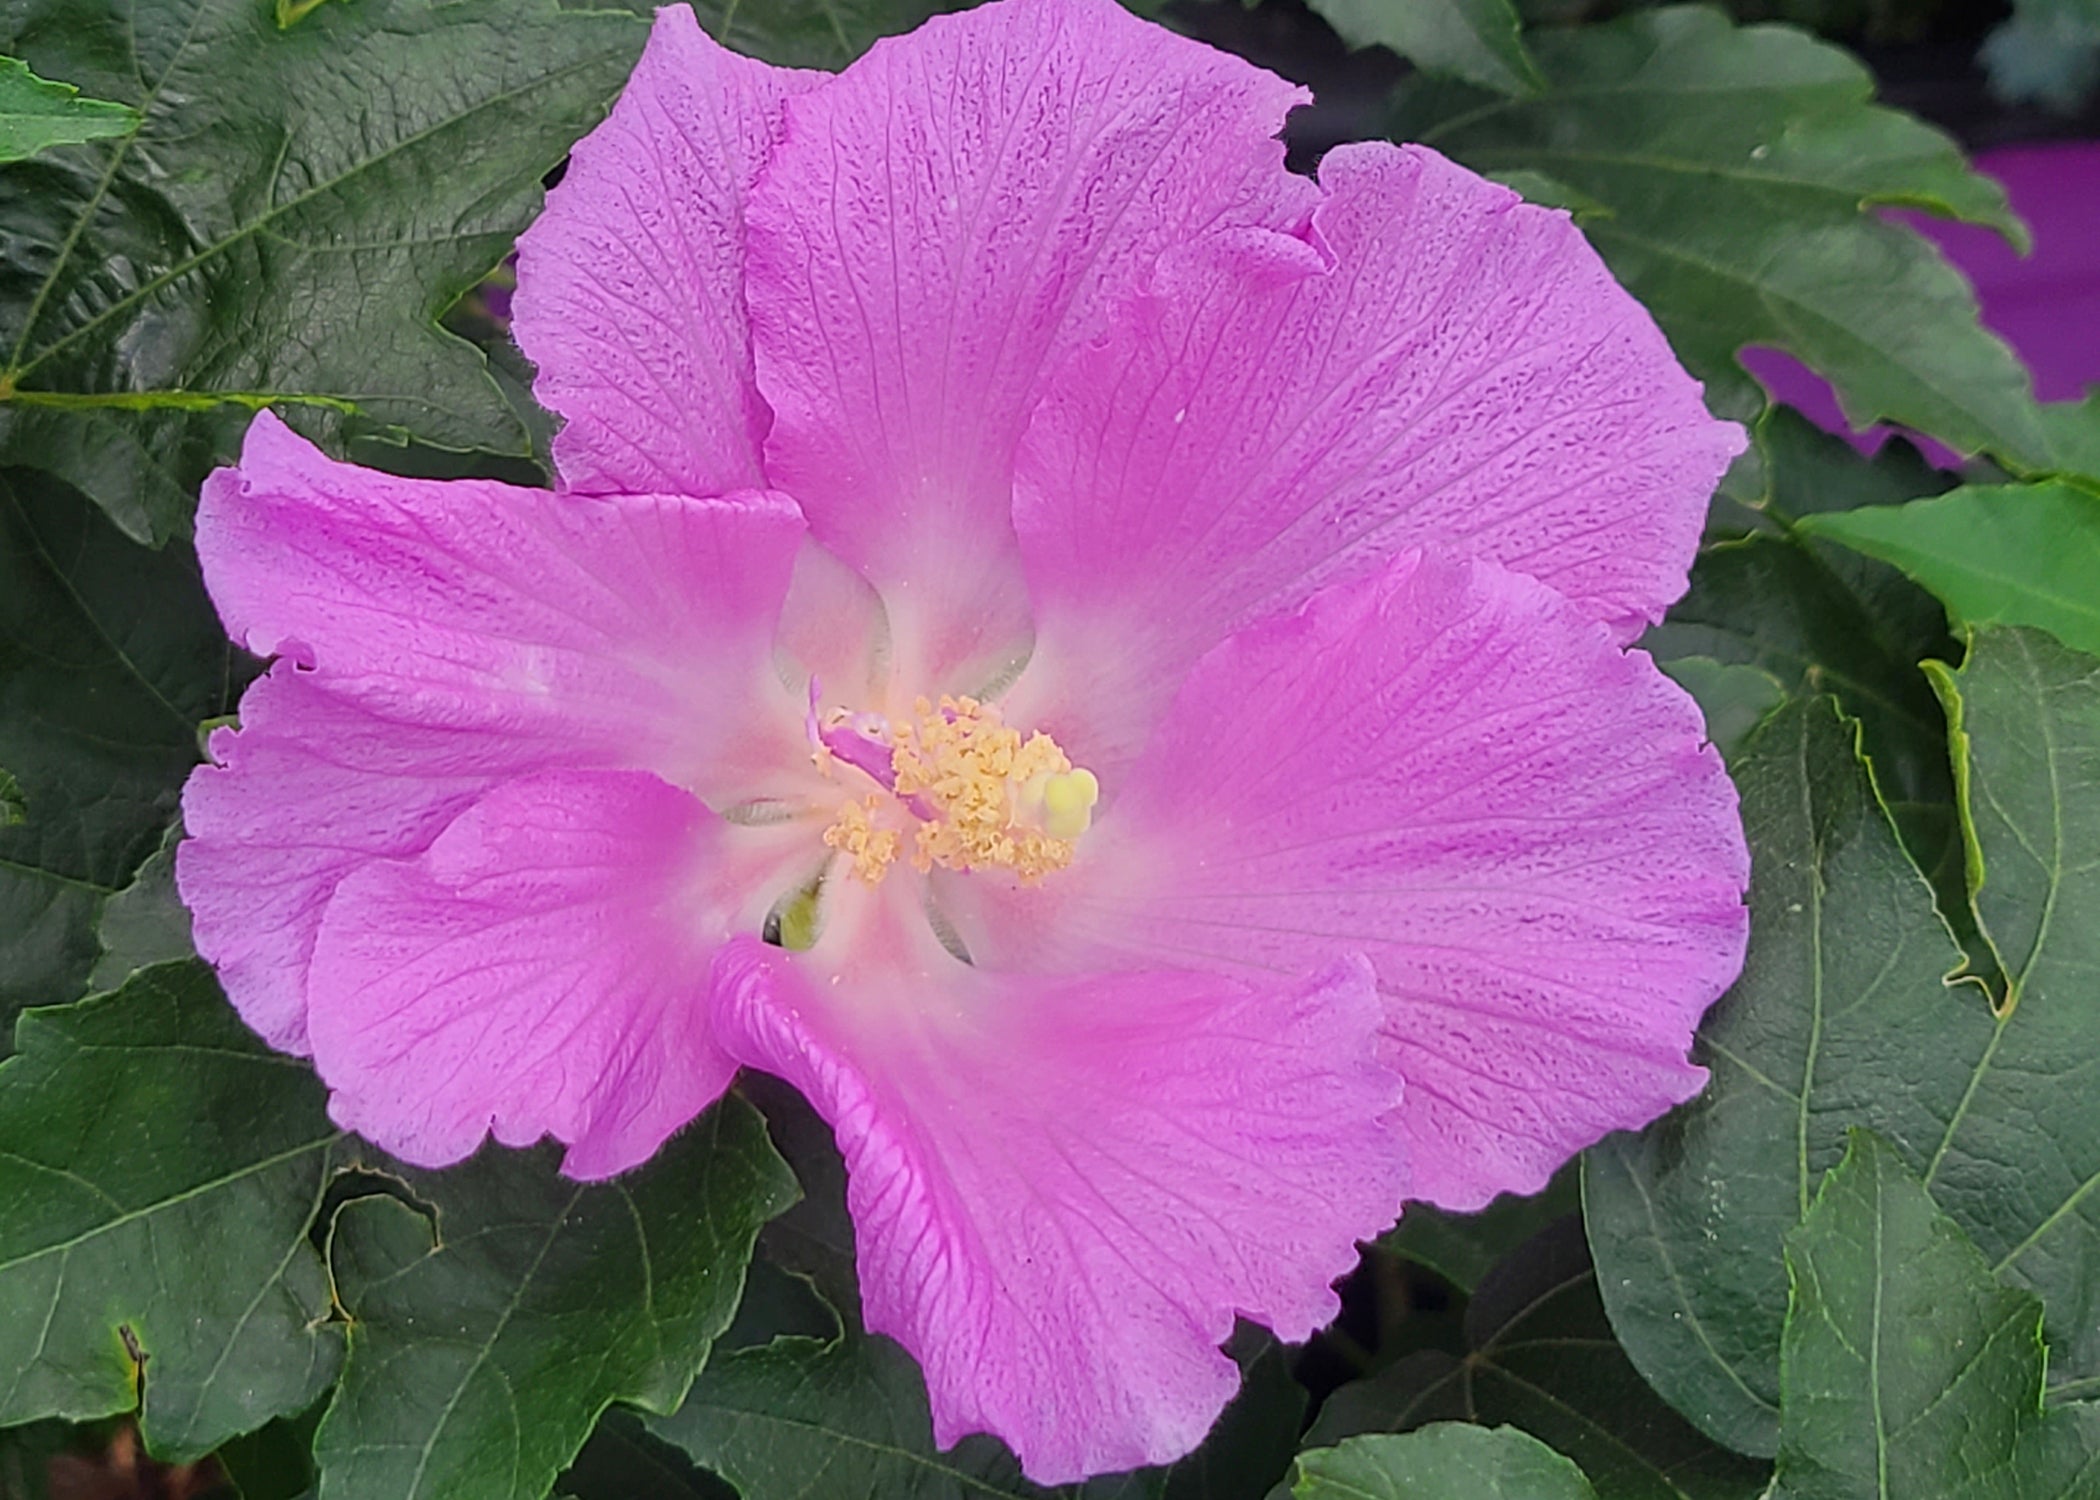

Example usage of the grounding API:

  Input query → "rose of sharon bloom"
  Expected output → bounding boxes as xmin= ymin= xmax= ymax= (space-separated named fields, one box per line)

xmin=178 ymin=0 xmax=1750 ymax=1479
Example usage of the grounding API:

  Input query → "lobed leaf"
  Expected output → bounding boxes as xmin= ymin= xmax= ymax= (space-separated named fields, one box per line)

xmin=0 ymin=0 xmax=646 ymax=542
xmin=1305 ymin=1219 xmax=1770 ymax=1500
xmin=0 ymin=961 xmax=344 ymax=1458
xmin=1774 ymin=1131 xmax=2100 ymax=1499
xmin=312 ymin=1102 xmax=798 ymax=1500
xmin=1387 ymin=6 xmax=2045 ymax=465
xmin=1584 ymin=700 xmax=1968 ymax=1456
xmin=1590 ymin=633 xmax=2100 ymax=1460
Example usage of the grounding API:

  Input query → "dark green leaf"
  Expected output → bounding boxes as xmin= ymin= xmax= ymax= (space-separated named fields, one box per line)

xmin=88 ymin=830 xmax=193 ymax=992
xmin=0 ymin=469 xmax=244 ymax=1033
xmin=0 ymin=0 xmax=646 ymax=542
xmin=741 ymin=1073 xmax=860 ymax=1319
xmin=0 ymin=961 xmax=343 ymax=1459
xmin=1800 ymin=482 xmax=2100 ymax=658
xmin=1585 ymin=700 xmax=1968 ymax=1457
xmin=1645 ymin=409 xmax=1964 ymax=929
xmin=657 ymin=1324 xmax=1303 ymax=1500
xmin=687 ymin=0 xmax=966 ymax=69
xmin=651 ymin=1333 xmax=1052 ymax=1500
xmin=1381 ymin=1164 xmax=1579 ymax=1293
xmin=0 ymin=56 xmax=135 ymax=162
xmin=560 ymin=1410 xmax=733 ymax=1500
xmin=0 ymin=1418 xmax=71 ymax=1500
xmin=1745 ymin=408 xmax=1959 ymax=530
xmin=1305 ymin=0 xmax=1541 ymax=96
xmin=0 ymin=763 xmax=20 ymax=825
xmin=213 ymin=1404 xmax=323 ymax=1500
xmin=1387 ymin=7 xmax=2045 ymax=464
xmin=1923 ymin=629 xmax=2100 ymax=1392
xmin=312 ymin=1099 xmax=798 ymax=1500
xmin=1589 ymin=643 xmax=2100 ymax=1460
xmin=1307 ymin=1220 xmax=1770 ymax=1500
xmin=1483 ymin=167 xmax=1609 ymax=214
xmin=1133 ymin=1333 xmax=1309 ymax=1500
xmin=1774 ymin=1131 xmax=2100 ymax=1500
xmin=1657 ymin=659 xmax=1788 ymax=765
xmin=1288 ymin=1426 xmax=1595 ymax=1499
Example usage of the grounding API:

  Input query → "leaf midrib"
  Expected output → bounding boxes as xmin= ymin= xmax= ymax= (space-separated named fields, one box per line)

xmin=8 ymin=44 xmax=629 ymax=386
xmin=0 ymin=1132 xmax=338 ymax=1272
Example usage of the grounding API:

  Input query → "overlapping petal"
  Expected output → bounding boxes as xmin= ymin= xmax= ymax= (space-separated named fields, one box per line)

xmin=181 ymin=669 xmax=512 ymax=1054
xmin=311 ymin=772 xmax=738 ymax=1178
xmin=195 ymin=411 xmax=807 ymax=800
xmin=513 ymin=5 xmax=815 ymax=497
xmin=744 ymin=0 xmax=1315 ymax=687
xmin=1010 ymin=143 xmax=1742 ymax=772
xmin=182 ymin=411 xmax=810 ymax=1053
xmin=711 ymin=934 xmax=1405 ymax=1481
xmin=975 ymin=549 xmax=1748 ymax=1211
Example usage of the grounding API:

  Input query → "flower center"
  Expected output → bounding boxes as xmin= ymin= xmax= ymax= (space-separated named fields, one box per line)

xmin=813 ymin=694 xmax=1098 ymax=886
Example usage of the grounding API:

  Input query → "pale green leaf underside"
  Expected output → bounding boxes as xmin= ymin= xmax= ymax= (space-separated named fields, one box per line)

xmin=1802 ymin=483 xmax=2100 ymax=659
xmin=1290 ymin=1426 xmax=1596 ymax=1500
xmin=0 ymin=55 xmax=136 ymax=161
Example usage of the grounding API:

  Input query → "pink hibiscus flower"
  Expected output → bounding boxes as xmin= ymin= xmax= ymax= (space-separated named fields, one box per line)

xmin=177 ymin=0 xmax=1750 ymax=1479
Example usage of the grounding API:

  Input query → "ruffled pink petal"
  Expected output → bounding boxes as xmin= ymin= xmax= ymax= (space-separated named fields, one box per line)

xmin=180 ymin=668 xmax=509 ymax=1055
xmin=196 ymin=411 xmax=807 ymax=801
xmin=744 ymin=0 xmax=1314 ymax=687
xmin=710 ymin=935 xmax=1406 ymax=1482
xmin=992 ymin=549 xmax=1747 ymax=1212
xmin=1010 ymin=143 xmax=1743 ymax=772
xmin=310 ymin=771 xmax=741 ymax=1179
xmin=512 ymin=5 xmax=817 ymax=496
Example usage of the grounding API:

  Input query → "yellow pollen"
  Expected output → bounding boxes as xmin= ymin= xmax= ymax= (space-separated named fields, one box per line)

xmin=822 ymin=793 xmax=902 ymax=885
xmin=818 ymin=696 xmax=1099 ymax=885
